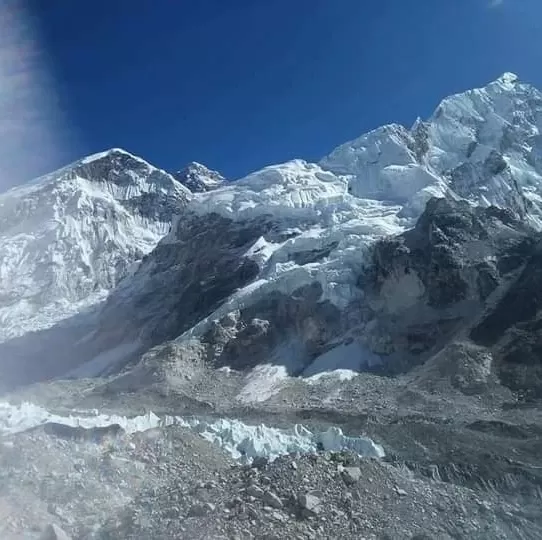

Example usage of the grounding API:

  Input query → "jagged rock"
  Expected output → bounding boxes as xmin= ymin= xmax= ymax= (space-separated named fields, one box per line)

xmin=470 ymin=240 xmax=542 ymax=396
xmin=341 ymin=467 xmax=362 ymax=485
xmin=173 ymin=162 xmax=226 ymax=193
xmin=360 ymin=197 xmax=534 ymax=374
xmin=298 ymin=493 xmax=322 ymax=515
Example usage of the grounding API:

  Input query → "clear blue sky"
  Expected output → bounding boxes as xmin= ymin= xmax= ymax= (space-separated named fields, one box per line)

xmin=28 ymin=0 xmax=542 ymax=180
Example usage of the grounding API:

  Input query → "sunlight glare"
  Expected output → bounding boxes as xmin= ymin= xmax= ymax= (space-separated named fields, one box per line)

xmin=0 ymin=0 xmax=69 ymax=189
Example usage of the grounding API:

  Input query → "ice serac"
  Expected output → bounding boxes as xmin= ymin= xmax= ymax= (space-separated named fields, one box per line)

xmin=0 ymin=148 xmax=190 ymax=388
xmin=173 ymin=161 xmax=226 ymax=192
xmin=93 ymin=158 xmax=405 ymax=382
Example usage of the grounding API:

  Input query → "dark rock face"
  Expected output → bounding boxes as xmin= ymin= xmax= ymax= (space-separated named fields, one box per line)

xmin=361 ymin=195 xmax=542 ymax=397
xmin=96 ymin=213 xmax=268 ymax=355
xmin=471 ymin=241 xmax=542 ymax=396
xmin=360 ymin=197 xmax=534 ymax=374
xmin=203 ymin=282 xmax=344 ymax=372
xmin=448 ymin=150 xmax=528 ymax=219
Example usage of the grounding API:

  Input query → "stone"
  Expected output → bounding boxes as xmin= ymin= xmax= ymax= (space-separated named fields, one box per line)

xmin=298 ymin=493 xmax=322 ymax=515
xmin=188 ymin=502 xmax=216 ymax=517
xmin=251 ymin=456 xmax=269 ymax=470
xmin=247 ymin=506 xmax=260 ymax=520
xmin=341 ymin=466 xmax=362 ymax=485
xmin=262 ymin=490 xmax=283 ymax=509
xmin=246 ymin=484 xmax=264 ymax=498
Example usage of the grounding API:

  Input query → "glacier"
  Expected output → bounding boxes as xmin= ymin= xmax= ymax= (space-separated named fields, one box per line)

xmin=0 ymin=401 xmax=384 ymax=463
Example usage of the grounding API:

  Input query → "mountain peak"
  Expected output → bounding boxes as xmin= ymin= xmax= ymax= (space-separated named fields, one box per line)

xmin=173 ymin=162 xmax=226 ymax=193
xmin=78 ymin=147 xmax=154 ymax=168
xmin=496 ymin=72 xmax=519 ymax=86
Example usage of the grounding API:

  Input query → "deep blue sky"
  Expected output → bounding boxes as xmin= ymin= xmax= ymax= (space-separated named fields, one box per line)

xmin=29 ymin=0 xmax=542 ymax=180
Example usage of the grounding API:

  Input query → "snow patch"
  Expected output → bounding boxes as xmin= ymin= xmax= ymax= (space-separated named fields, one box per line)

xmin=237 ymin=340 xmax=307 ymax=403
xmin=237 ymin=364 xmax=290 ymax=404
xmin=303 ymin=341 xmax=382 ymax=382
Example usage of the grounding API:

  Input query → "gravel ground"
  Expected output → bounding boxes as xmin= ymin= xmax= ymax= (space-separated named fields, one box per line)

xmin=1 ymin=367 xmax=542 ymax=539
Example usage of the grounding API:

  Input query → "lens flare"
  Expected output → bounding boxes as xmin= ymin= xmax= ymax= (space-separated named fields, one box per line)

xmin=0 ymin=0 xmax=71 ymax=189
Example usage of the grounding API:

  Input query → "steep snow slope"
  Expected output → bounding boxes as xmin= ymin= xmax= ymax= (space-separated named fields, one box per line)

xmin=0 ymin=148 xmax=190 ymax=341
xmin=173 ymin=161 xmax=226 ymax=192
xmin=322 ymin=72 xmax=541 ymax=222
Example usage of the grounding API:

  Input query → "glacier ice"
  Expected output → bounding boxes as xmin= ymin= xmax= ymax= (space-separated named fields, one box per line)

xmin=168 ymin=72 xmax=542 ymax=344
xmin=0 ymin=401 xmax=385 ymax=462
xmin=4 ymin=73 xmax=542 ymax=383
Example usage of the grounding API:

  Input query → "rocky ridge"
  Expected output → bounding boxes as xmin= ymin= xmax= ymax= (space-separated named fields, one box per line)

xmin=173 ymin=162 xmax=227 ymax=192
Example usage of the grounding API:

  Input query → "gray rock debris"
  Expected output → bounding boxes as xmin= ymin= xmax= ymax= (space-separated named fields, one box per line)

xmin=246 ymin=484 xmax=264 ymax=498
xmin=188 ymin=502 xmax=216 ymax=517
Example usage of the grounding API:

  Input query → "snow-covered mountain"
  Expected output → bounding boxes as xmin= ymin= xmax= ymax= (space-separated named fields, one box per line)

xmin=0 ymin=148 xmax=190 ymax=342
xmin=173 ymin=161 xmax=226 ymax=192
xmin=87 ymin=73 xmax=542 ymax=390
xmin=3 ymin=72 xmax=542 ymax=393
